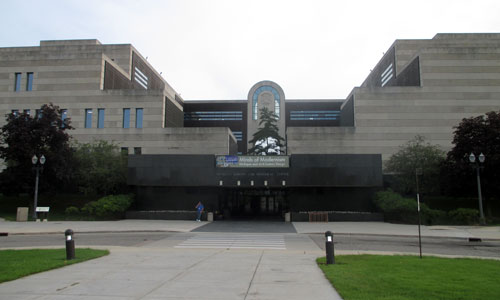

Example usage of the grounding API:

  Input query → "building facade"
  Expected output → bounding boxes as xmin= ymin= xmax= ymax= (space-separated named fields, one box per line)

xmin=2 ymin=33 xmax=500 ymax=218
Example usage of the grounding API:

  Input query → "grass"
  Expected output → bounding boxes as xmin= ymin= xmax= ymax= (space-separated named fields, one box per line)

xmin=0 ymin=248 xmax=109 ymax=283
xmin=317 ymin=255 xmax=500 ymax=300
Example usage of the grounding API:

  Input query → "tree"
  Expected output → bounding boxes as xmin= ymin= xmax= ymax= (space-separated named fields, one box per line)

xmin=0 ymin=103 xmax=73 ymax=195
xmin=441 ymin=111 xmax=500 ymax=213
xmin=385 ymin=135 xmax=445 ymax=195
xmin=248 ymin=107 xmax=285 ymax=155
xmin=73 ymin=140 xmax=128 ymax=196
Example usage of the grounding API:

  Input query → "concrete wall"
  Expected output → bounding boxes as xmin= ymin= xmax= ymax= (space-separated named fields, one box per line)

xmin=288 ymin=33 xmax=500 ymax=162
xmin=0 ymin=39 xmax=232 ymax=156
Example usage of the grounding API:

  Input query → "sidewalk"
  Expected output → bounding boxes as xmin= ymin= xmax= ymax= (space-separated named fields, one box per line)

xmin=1 ymin=219 xmax=499 ymax=240
xmin=0 ymin=219 xmax=204 ymax=235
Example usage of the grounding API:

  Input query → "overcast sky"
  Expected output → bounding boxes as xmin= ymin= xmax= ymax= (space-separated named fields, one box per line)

xmin=2 ymin=0 xmax=500 ymax=100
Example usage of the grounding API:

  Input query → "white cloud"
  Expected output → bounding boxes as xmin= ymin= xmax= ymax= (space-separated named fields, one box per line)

xmin=1 ymin=0 xmax=500 ymax=99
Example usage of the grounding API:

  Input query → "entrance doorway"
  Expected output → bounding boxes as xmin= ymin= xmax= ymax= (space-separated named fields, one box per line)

xmin=220 ymin=189 xmax=287 ymax=220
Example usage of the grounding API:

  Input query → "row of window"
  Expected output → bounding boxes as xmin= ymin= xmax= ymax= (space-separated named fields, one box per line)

xmin=184 ymin=111 xmax=243 ymax=121
xmin=289 ymin=110 xmax=340 ymax=121
xmin=14 ymin=72 xmax=34 ymax=92
xmin=11 ymin=109 xmax=68 ymax=122
xmin=232 ymin=131 xmax=243 ymax=141
xmin=84 ymin=108 xmax=144 ymax=129
xmin=184 ymin=110 xmax=339 ymax=121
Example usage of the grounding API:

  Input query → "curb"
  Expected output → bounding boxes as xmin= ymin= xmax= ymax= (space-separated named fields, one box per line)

xmin=4 ymin=230 xmax=185 ymax=236
xmin=303 ymin=232 xmax=500 ymax=242
xmin=2 ymin=230 xmax=500 ymax=241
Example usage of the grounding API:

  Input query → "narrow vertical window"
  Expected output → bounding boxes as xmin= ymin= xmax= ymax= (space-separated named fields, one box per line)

xmin=134 ymin=147 xmax=142 ymax=155
xmin=121 ymin=147 xmax=128 ymax=155
xmin=14 ymin=73 xmax=22 ymax=92
xmin=85 ymin=109 xmax=92 ymax=128
xmin=26 ymin=72 xmax=33 ymax=91
xmin=123 ymin=108 xmax=130 ymax=128
xmin=23 ymin=109 xmax=30 ymax=115
xmin=35 ymin=109 xmax=42 ymax=119
xmin=136 ymin=108 xmax=143 ymax=128
xmin=61 ymin=109 xmax=67 ymax=128
xmin=11 ymin=110 xmax=19 ymax=117
xmin=97 ymin=108 xmax=105 ymax=129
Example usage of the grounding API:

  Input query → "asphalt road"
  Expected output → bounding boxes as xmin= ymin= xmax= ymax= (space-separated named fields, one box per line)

xmin=2 ymin=231 xmax=500 ymax=258
xmin=0 ymin=232 xmax=173 ymax=248
xmin=310 ymin=233 xmax=500 ymax=258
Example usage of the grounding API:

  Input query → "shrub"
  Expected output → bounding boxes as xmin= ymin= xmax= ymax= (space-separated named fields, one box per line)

xmin=81 ymin=194 xmax=134 ymax=218
xmin=374 ymin=189 xmax=445 ymax=225
xmin=81 ymin=201 xmax=97 ymax=215
xmin=449 ymin=208 xmax=479 ymax=225
xmin=64 ymin=206 xmax=80 ymax=215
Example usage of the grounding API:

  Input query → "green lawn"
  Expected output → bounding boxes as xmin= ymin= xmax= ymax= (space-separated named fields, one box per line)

xmin=0 ymin=248 xmax=109 ymax=283
xmin=317 ymin=255 xmax=500 ymax=300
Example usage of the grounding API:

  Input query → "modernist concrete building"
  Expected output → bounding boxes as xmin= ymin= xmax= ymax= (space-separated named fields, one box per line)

xmin=1 ymin=33 xmax=500 ymax=219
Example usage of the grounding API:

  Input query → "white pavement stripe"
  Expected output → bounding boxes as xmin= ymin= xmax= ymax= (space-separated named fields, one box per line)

xmin=175 ymin=234 xmax=286 ymax=250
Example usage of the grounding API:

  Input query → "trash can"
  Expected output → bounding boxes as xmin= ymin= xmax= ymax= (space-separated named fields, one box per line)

xmin=207 ymin=212 xmax=214 ymax=222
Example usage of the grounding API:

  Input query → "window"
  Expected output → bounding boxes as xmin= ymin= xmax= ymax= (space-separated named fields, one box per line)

xmin=290 ymin=110 xmax=340 ymax=121
xmin=380 ymin=63 xmax=394 ymax=87
xmin=97 ymin=109 xmax=105 ymax=129
xmin=23 ymin=109 xmax=30 ymax=115
xmin=61 ymin=109 xmax=67 ymax=128
xmin=14 ymin=73 xmax=21 ymax=92
xmin=121 ymin=147 xmax=129 ymax=155
xmin=134 ymin=67 xmax=148 ymax=89
xmin=252 ymin=85 xmax=280 ymax=120
xmin=135 ymin=108 xmax=143 ymax=128
xmin=35 ymin=109 xmax=42 ymax=119
xmin=26 ymin=72 xmax=33 ymax=91
xmin=85 ymin=109 xmax=92 ymax=128
xmin=134 ymin=147 xmax=142 ymax=155
xmin=123 ymin=108 xmax=130 ymax=128
xmin=11 ymin=110 xmax=19 ymax=117
xmin=184 ymin=111 xmax=243 ymax=121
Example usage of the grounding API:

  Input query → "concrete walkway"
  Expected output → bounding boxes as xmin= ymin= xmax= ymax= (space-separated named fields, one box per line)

xmin=0 ymin=223 xmax=343 ymax=300
xmin=2 ymin=219 xmax=499 ymax=240
xmin=0 ymin=246 xmax=342 ymax=300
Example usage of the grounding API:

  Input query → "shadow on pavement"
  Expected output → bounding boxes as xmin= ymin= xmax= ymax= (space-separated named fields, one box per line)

xmin=192 ymin=221 xmax=297 ymax=233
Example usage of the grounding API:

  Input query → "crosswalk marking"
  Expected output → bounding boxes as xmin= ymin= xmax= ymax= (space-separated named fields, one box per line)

xmin=175 ymin=234 xmax=286 ymax=250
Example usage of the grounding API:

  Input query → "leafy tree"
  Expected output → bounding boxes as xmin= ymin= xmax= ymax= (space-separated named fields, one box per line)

xmin=385 ymin=135 xmax=445 ymax=195
xmin=0 ymin=103 xmax=73 ymax=195
xmin=73 ymin=140 xmax=128 ymax=196
xmin=248 ymin=107 xmax=285 ymax=155
xmin=441 ymin=111 xmax=500 ymax=214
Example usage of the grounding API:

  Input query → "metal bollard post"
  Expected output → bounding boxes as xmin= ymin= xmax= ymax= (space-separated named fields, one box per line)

xmin=65 ymin=229 xmax=75 ymax=260
xmin=325 ymin=231 xmax=335 ymax=264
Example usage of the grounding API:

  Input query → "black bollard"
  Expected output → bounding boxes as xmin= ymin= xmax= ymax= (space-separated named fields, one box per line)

xmin=325 ymin=231 xmax=335 ymax=264
xmin=65 ymin=229 xmax=75 ymax=260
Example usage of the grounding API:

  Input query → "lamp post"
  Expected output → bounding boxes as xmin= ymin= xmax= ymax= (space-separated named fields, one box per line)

xmin=415 ymin=167 xmax=423 ymax=259
xmin=469 ymin=152 xmax=486 ymax=225
xmin=32 ymin=154 xmax=46 ymax=220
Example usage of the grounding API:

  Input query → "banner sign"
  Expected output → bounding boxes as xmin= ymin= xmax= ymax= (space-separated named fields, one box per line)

xmin=216 ymin=155 xmax=289 ymax=168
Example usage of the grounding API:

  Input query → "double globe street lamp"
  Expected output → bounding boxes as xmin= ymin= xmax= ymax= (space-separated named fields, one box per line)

xmin=32 ymin=154 xmax=46 ymax=220
xmin=469 ymin=152 xmax=486 ymax=225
